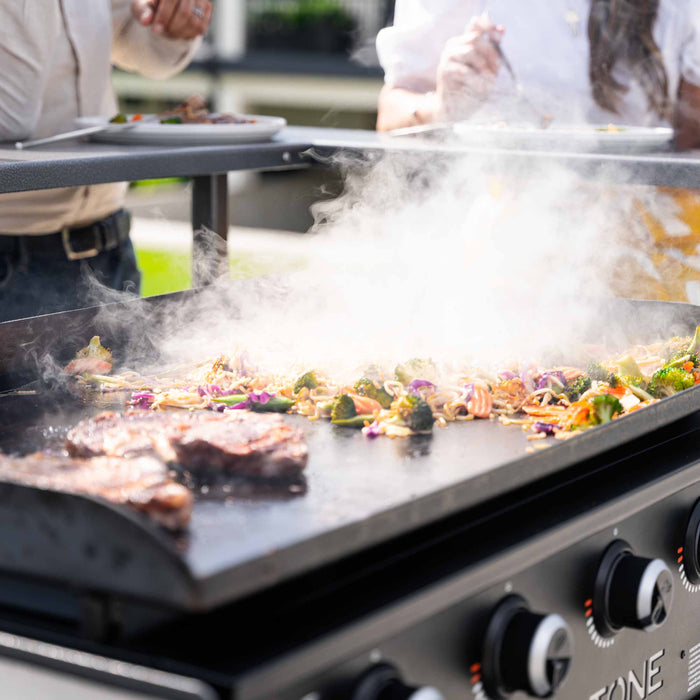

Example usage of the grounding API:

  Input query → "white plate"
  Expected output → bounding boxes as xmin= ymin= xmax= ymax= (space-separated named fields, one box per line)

xmin=451 ymin=123 xmax=673 ymax=153
xmin=75 ymin=114 xmax=287 ymax=145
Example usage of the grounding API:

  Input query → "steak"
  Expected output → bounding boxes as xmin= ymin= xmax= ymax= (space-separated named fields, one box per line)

xmin=66 ymin=410 xmax=308 ymax=479
xmin=0 ymin=453 xmax=192 ymax=530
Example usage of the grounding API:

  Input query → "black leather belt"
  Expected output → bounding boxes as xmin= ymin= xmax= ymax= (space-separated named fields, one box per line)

xmin=0 ymin=209 xmax=131 ymax=261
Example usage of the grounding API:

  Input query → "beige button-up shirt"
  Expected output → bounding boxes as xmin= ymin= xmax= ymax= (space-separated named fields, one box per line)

xmin=0 ymin=0 xmax=200 ymax=234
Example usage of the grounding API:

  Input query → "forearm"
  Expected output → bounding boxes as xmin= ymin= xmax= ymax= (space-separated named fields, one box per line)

xmin=0 ymin=1 xmax=60 ymax=140
xmin=376 ymin=85 xmax=439 ymax=131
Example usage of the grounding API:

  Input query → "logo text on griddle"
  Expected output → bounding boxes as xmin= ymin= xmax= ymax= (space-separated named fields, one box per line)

xmin=589 ymin=650 xmax=664 ymax=700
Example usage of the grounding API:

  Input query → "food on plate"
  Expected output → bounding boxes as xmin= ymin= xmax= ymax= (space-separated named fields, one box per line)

xmin=64 ymin=336 xmax=112 ymax=376
xmin=110 ymin=95 xmax=256 ymax=126
xmin=0 ymin=453 xmax=191 ymax=530
xmin=72 ymin=326 xmax=700 ymax=443
xmin=66 ymin=409 xmax=308 ymax=479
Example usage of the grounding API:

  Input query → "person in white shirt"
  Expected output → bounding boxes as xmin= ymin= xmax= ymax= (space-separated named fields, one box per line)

xmin=376 ymin=0 xmax=700 ymax=146
xmin=0 ymin=0 xmax=212 ymax=321
xmin=375 ymin=0 xmax=700 ymax=303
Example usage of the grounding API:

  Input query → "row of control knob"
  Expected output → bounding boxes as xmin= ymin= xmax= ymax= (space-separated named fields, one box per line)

xmin=349 ymin=539 xmax=675 ymax=700
xmin=482 ymin=539 xmax=673 ymax=699
xmin=347 ymin=493 xmax=700 ymax=700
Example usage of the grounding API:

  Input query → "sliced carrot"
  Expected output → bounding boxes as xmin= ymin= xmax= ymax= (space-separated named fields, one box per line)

xmin=467 ymin=385 xmax=493 ymax=418
xmin=557 ymin=367 xmax=585 ymax=382
xmin=683 ymin=361 xmax=694 ymax=373
xmin=131 ymin=114 xmax=143 ymax=121
xmin=603 ymin=385 xmax=626 ymax=398
xmin=349 ymin=394 xmax=382 ymax=415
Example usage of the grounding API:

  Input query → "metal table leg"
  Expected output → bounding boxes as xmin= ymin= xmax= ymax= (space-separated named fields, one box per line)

xmin=191 ymin=173 xmax=229 ymax=287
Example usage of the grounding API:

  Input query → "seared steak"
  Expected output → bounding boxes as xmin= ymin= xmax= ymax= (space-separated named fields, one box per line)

xmin=0 ymin=453 xmax=192 ymax=530
xmin=66 ymin=410 xmax=308 ymax=478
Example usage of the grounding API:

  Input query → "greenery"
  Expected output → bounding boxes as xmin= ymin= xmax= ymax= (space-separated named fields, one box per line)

xmin=135 ymin=247 xmax=304 ymax=297
xmin=249 ymin=0 xmax=357 ymax=52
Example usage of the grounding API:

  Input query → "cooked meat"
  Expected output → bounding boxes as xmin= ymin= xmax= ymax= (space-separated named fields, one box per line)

xmin=66 ymin=410 xmax=308 ymax=478
xmin=166 ymin=412 xmax=308 ymax=478
xmin=0 ymin=453 xmax=192 ymax=531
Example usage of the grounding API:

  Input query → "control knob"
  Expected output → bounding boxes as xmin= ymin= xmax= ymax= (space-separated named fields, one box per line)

xmin=351 ymin=663 xmax=444 ymax=700
xmin=482 ymin=595 xmax=573 ymax=699
xmin=683 ymin=498 xmax=700 ymax=584
xmin=593 ymin=540 xmax=673 ymax=637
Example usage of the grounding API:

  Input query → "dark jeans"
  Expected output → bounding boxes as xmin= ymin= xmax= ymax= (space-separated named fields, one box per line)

xmin=0 ymin=215 xmax=141 ymax=323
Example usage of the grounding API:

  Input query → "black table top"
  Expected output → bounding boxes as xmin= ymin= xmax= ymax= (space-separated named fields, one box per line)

xmin=3 ymin=126 xmax=700 ymax=193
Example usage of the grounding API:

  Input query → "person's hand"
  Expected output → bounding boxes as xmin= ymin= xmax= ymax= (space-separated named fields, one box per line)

xmin=131 ymin=0 xmax=213 ymax=39
xmin=436 ymin=14 xmax=504 ymax=121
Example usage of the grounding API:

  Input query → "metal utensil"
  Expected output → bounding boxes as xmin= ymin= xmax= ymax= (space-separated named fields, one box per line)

xmin=14 ymin=122 xmax=141 ymax=150
xmin=489 ymin=38 xmax=553 ymax=129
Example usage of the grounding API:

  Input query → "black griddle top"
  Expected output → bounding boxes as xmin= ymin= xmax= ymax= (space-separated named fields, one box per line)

xmin=0 ymin=377 xmax=699 ymax=612
xmin=1 ymin=294 xmax=700 ymax=612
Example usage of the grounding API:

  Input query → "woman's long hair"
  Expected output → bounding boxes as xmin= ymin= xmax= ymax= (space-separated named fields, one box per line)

xmin=588 ymin=0 xmax=669 ymax=118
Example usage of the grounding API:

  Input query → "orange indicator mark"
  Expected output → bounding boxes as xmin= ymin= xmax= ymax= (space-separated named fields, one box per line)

xmin=584 ymin=599 xmax=593 ymax=608
xmin=679 ymin=555 xmax=684 ymax=563
xmin=470 ymin=663 xmax=482 ymax=674
xmin=679 ymin=547 xmax=684 ymax=553
xmin=585 ymin=609 xmax=593 ymax=617
xmin=471 ymin=675 xmax=482 ymax=685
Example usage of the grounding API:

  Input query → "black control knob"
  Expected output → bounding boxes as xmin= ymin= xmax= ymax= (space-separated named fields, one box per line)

xmin=683 ymin=499 xmax=700 ymax=584
xmin=593 ymin=540 xmax=673 ymax=637
xmin=483 ymin=596 xmax=573 ymax=699
xmin=351 ymin=663 xmax=444 ymax=700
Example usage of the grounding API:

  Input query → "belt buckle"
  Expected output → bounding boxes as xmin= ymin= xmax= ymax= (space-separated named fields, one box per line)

xmin=61 ymin=227 xmax=99 ymax=261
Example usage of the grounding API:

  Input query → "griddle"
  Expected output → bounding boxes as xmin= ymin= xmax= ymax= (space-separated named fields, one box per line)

xmin=0 ymin=293 xmax=699 ymax=615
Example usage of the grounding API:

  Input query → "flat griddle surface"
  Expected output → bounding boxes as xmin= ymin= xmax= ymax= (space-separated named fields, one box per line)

xmin=0 ymin=378 xmax=699 ymax=611
xmin=2 ymin=294 xmax=700 ymax=611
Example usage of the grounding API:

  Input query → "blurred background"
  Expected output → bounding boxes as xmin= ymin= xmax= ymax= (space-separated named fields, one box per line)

xmin=120 ymin=0 xmax=392 ymax=295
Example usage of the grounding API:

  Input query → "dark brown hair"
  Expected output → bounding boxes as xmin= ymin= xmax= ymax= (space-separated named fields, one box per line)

xmin=588 ymin=0 xmax=670 ymax=118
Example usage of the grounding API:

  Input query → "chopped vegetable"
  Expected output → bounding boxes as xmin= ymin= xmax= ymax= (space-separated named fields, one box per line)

xmin=294 ymin=371 xmax=319 ymax=394
xmin=354 ymin=378 xmax=393 ymax=408
xmin=332 ymin=414 xmax=375 ymax=429
xmin=647 ymin=366 xmax=695 ymax=398
xmin=564 ymin=375 xmax=591 ymax=402
xmin=330 ymin=394 xmax=356 ymax=422
xmin=394 ymin=394 xmax=434 ymax=432
xmin=64 ymin=336 xmax=113 ymax=375
xmin=589 ymin=395 xmax=623 ymax=425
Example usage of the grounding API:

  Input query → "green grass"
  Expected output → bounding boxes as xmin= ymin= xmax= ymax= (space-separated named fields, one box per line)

xmin=135 ymin=248 xmax=191 ymax=297
xmin=135 ymin=247 xmax=305 ymax=297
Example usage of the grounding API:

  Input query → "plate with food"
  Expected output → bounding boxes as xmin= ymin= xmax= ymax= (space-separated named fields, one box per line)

xmin=449 ymin=122 xmax=674 ymax=153
xmin=75 ymin=95 xmax=287 ymax=145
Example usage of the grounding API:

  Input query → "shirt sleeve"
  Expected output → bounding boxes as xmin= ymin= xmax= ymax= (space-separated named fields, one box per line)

xmin=376 ymin=0 xmax=482 ymax=92
xmin=681 ymin=0 xmax=700 ymax=86
xmin=0 ymin=0 xmax=61 ymax=140
xmin=110 ymin=0 xmax=202 ymax=80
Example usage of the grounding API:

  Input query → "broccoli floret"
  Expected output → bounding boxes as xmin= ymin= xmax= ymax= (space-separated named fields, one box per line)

xmin=647 ymin=367 xmax=695 ymax=398
xmin=607 ymin=374 xmax=621 ymax=389
xmin=394 ymin=394 xmax=434 ymax=432
xmin=586 ymin=362 xmax=609 ymax=382
xmin=564 ymin=375 xmax=591 ymax=402
xmin=354 ymin=378 xmax=393 ymax=409
xmin=331 ymin=394 xmax=356 ymax=422
xmin=394 ymin=358 xmax=437 ymax=385
xmin=293 ymin=371 xmax=318 ymax=394
xmin=589 ymin=395 xmax=623 ymax=425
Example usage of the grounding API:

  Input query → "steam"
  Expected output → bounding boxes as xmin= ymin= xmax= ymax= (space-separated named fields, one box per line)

xmin=86 ymin=146 xmax=671 ymax=385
